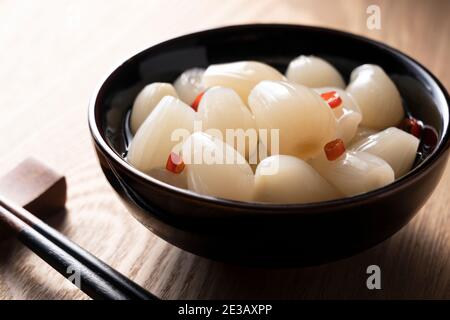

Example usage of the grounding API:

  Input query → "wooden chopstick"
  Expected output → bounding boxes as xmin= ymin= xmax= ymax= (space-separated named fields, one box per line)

xmin=0 ymin=195 xmax=158 ymax=300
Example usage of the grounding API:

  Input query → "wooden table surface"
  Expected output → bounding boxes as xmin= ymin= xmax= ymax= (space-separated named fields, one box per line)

xmin=0 ymin=0 xmax=449 ymax=300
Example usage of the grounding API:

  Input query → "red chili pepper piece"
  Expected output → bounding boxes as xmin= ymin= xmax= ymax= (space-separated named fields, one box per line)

xmin=324 ymin=138 xmax=346 ymax=161
xmin=421 ymin=125 xmax=438 ymax=151
xmin=166 ymin=152 xmax=185 ymax=174
xmin=320 ymin=91 xmax=342 ymax=109
xmin=191 ymin=92 xmax=205 ymax=112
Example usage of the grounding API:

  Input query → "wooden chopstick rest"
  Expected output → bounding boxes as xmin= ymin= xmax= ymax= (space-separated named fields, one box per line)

xmin=0 ymin=157 xmax=66 ymax=240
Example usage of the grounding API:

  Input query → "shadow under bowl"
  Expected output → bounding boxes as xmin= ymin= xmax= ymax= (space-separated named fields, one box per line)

xmin=88 ymin=24 xmax=450 ymax=267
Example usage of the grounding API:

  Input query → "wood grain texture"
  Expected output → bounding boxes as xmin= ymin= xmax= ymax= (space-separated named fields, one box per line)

xmin=0 ymin=0 xmax=449 ymax=299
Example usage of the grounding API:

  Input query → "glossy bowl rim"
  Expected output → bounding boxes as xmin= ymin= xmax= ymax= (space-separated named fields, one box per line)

xmin=88 ymin=23 xmax=450 ymax=212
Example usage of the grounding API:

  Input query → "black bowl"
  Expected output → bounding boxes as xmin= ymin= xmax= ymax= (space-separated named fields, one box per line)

xmin=88 ymin=24 xmax=450 ymax=266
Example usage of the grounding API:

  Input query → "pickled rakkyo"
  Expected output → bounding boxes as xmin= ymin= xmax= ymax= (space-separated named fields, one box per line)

xmin=203 ymin=61 xmax=285 ymax=103
xmin=335 ymin=110 xmax=362 ymax=145
xmin=181 ymin=132 xmax=254 ymax=201
xmin=128 ymin=96 xmax=195 ymax=173
xmin=125 ymin=58 xmax=424 ymax=204
xmin=174 ymin=68 xmax=206 ymax=105
xmin=286 ymin=55 xmax=345 ymax=89
xmin=351 ymin=126 xmax=378 ymax=145
xmin=195 ymin=87 xmax=257 ymax=158
xmin=130 ymin=83 xmax=178 ymax=134
xmin=248 ymin=81 xmax=336 ymax=159
xmin=310 ymin=149 xmax=394 ymax=196
xmin=314 ymin=87 xmax=362 ymax=145
xmin=346 ymin=64 xmax=404 ymax=130
xmin=254 ymin=155 xmax=340 ymax=203
xmin=350 ymin=127 xmax=419 ymax=178
xmin=314 ymin=87 xmax=361 ymax=118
